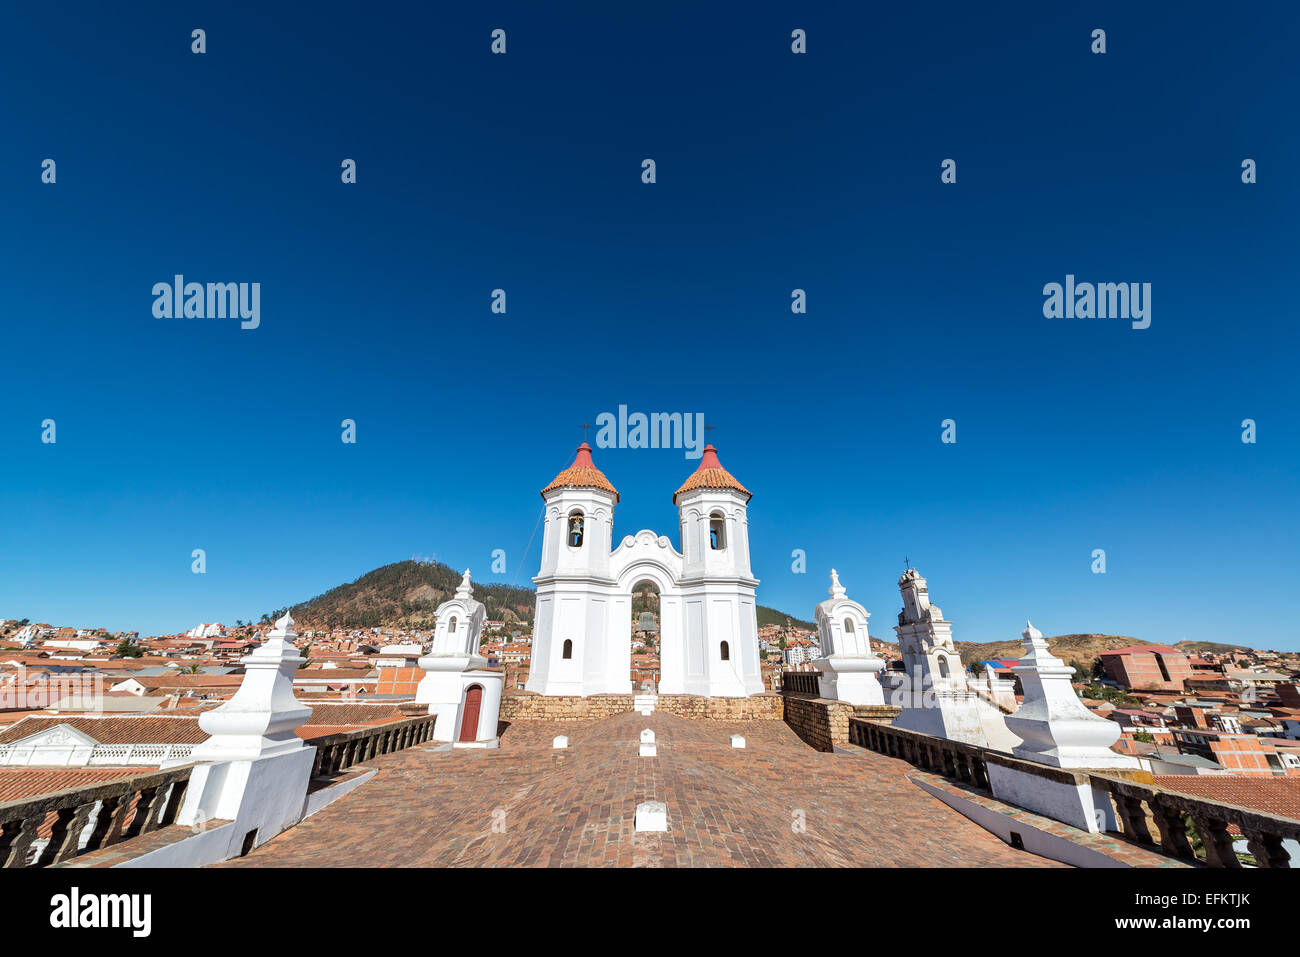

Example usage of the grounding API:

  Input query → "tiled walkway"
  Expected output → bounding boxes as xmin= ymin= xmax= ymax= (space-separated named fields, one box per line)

xmin=224 ymin=713 xmax=1061 ymax=867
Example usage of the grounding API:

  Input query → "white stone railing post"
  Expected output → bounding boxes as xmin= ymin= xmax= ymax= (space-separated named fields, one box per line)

xmin=987 ymin=621 xmax=1142 ymax=832
xmin=174 ymin=613 xmax=316 ymax=859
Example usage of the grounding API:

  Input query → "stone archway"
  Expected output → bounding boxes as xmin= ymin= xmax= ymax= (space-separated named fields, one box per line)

xmin=611 ymin=560 xmax=682 ymax=695
xmin=628 ymin=578 xmax=661 ymax=690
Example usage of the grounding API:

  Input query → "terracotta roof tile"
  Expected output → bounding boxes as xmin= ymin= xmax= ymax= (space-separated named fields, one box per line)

xmin=0 ymin=767 xmax=139 ymax=803
xmin=121 ymin=675 xmax=243 ymax=690
xmin=673 ymin=445 xmax=751 ymax=503
xmin=540 ymin=443 xmax=618 ymax=502
xmin=1152 ymin=776 xmax=1300 ymax=823
xmin=0 ymin=715 xmax=208 ymax=745
xmin=373 ymin=667 xmax=423 ymax=696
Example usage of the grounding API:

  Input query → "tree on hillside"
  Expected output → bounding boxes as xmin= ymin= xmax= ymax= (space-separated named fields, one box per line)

xmin=116 ymin=637 xmax=143 ymax=658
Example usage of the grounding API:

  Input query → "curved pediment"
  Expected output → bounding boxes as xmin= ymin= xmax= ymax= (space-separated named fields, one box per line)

xmin=614 ymin=529 xmax=681 ymax=556
xmin=816 ymin=595 xmax=870 ymax=624
xmin=434 ymin=597 xmax=485 ymax=619
xmin=610 ymin=529 xmax=683 ymax=587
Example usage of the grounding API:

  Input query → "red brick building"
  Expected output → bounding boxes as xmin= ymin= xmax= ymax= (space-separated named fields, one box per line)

xmin=1171 ymin=728 xmax=1300 ymax=776
xmin=1099 ymin=645 xmax=1193 ymax=692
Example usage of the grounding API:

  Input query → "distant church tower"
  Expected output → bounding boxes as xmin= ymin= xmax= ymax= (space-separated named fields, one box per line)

xmin=672 ymin=445 xmax=763 ymax=696
xmin=884 ymin=567 xmax=1003 ymax=747
xmin=527 ymin=443 xmax=619 ymax=695
xmin=894 ymin=568 xmax=968 ymax=694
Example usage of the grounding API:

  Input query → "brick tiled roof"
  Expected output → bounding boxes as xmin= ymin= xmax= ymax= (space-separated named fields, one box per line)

xmin=295 ymin=669 xmax=375 ymax=681
xmin=304 ymin=703 xmax=405 ymax=726
xmin=540 ymin=443 xmax=619 ymax=502
xmin=673 ymin=445 xmax=751 ymax=503
xmin=123 ymin=675 xmax=243 ymax=690
xmin=373 ymin=667 xmax=422 ymax=696
xmin=0 ymin=704 xmax=410 ymax=750
xmin=0 ymin=767 xmax=139 ymax=803
xmin=1153 ymin=776 xmax=1300 ymax=822
xmin=221 ymin=712 xmax=1059 ymax=869
xmin=0 ymin=715 xmax=208 ymax=745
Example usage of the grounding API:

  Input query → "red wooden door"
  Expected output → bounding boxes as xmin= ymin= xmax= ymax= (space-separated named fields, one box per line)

xmin=459 ymin=685 xmax=483 ymax=742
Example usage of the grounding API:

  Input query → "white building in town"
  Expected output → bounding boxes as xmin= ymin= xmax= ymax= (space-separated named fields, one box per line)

xmin=526 ymin=443 xmax=764 ymax=698
xmin=0 ymin=715 xmax=202 ymax=768
xmin=187 ymin=623 xmax=227 ymax=640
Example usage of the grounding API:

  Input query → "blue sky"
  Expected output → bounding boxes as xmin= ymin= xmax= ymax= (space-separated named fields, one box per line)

xmin=1 ymin=2 xmax=1297 ymax=648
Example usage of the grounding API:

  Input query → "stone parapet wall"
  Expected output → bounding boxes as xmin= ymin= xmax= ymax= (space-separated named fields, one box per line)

xmin=780 ymin=695 xmax=902 ymax=751
xmin=500 ymin=692 xmax=783 ymax=722
xmin=782 ymin=694 xmax=855 ymax=752
xmin=659 ymin=693 xmax=783 ymax=721
xmin=854 ymin=704 xmax=903 ymax=725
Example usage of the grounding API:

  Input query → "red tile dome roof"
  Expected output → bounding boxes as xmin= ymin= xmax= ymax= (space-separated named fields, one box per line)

xmin=673 ymin=445 xmax=751 ymax=504
xmin=541 ymin=443 xmax=619 ymax=502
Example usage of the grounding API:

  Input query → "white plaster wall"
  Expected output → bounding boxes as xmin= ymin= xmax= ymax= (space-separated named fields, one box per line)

xmin=911 ymin=775 xmax=1128 ymax=868
xmin=986 ymin=762 xmax=1116 ymax=833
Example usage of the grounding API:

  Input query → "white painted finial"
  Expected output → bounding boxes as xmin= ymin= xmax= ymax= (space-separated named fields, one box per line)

xmin=456 ymin=568 xmax=473 ymax=598
xmin=1023 ymin=619 xmax=1041 ymax=641
xmin=271 ymin=612 xmax=296 ymax=637
xmin=829 ymin=568 xmax=846 ymax=598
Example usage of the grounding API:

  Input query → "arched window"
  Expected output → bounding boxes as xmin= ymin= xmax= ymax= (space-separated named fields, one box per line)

xmin=447 ymin=616 xmax=458 ymax=634
xmin=938 ymin=656 xmax=950 ymax=678
xmin=567 ymin=510 xmax=585 ymax=548
xmin=843 ymin=619 xmax=855 ymax=634
xmin=562 ymin=639 xmax=573 ymax=660
xmin=709 ymin=511 xmax=726 ymax=550
xmin=720 ymin=641 xmax=730 ymax=661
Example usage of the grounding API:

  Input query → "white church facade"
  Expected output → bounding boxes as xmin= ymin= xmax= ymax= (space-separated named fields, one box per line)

xmin=526 ymin=443 xmax=764 ymax=698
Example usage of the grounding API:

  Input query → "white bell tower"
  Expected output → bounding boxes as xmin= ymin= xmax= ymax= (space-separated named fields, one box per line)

xmin=672 ymin=445 xmax=763 ymax=696
xmin=527 ymin=443 xmax=621 ymax=695
xmin=894 ymin=567 xmax=967 ymax=694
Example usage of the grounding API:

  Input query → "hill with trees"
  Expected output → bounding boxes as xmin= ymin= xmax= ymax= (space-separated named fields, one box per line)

xmin=280 ymin=561 xmax=535 ymax=631
xmin=279 ymin=560 xmax=816 ymax=633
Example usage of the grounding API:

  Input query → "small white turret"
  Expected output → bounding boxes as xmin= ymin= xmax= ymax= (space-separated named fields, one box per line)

xmin=811 ymin=569 xmax=885 ymax=705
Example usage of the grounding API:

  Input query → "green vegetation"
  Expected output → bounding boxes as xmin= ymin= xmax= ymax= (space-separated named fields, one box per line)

xmin=276 ymin=559 xmax=817 ymax=634
xmin=756 ymin=606 xmax=815 ymax=631
xmin=1081 ymin=683 xmax=1141 ymax=706
xmin=281 ymin=560 xmax=536 ymax=631
xmin=1174 ymin=640 xmax=1250 ymax=654
xmin=115 ymin=637 xmax=143 ymax=658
